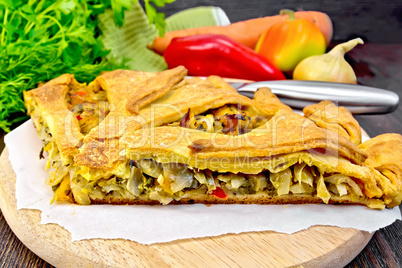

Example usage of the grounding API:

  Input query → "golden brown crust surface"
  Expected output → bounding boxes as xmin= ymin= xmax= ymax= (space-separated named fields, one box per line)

xmin=23 ymin=69 xmax=402 ymax=209
xmin=126 ymin=66 xmax=187 ymax=114
xmin=24 ymin=74 xmax=83 ymax=164
xmin=189 ymin=110 xmax=367 ymax=165
xmin=303 ymin=100 xmax=362 ymax=145
xmin=96 ymin=69 xmax=155 ymax=109
xmin=205 ymin=75 xmax=239 ymax=93
xmin=253 ymin=87 xmax=293 ymax=115
xmin=359 ymin=133 xmax=402 ymax=207
xmin=85 ymin=69 xmax=155 ymax=142
xmin=75 ymin=72 xmax=270 ymax=169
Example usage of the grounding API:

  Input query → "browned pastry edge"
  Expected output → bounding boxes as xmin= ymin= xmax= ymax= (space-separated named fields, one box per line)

xmin=126 ymin=66 xmax=187 ymax=114
xmin=253 ymin=87 xmax=293 ymax=115
xmin=88 ymin=194 xmax=372 ymax=207
xmin=206 ymin=75 xmax=239 ymax=93
xmin=359 ymin=133 xmax=402 ymax=207
xmin=23 ymin=74 xmax=84 ymax=163
xmin=303 ymin=100 xmax=362 ymax=145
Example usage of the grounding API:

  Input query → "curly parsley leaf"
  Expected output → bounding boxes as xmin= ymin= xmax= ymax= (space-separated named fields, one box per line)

xmin=144 ymin=0 xmax=175 ymax=36
xmin=0 ymin=0 xmax=174 ymax=132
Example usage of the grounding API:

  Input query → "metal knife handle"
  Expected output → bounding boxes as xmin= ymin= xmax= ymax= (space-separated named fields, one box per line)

xmin=236 ymin=80 xmax=399 ymax=114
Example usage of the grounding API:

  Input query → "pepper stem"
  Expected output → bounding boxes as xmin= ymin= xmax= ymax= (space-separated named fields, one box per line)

xmin=280 ymin=9 xmax=295 ymax=20
xmin=329 ymin=38 xmax=364 ymax=57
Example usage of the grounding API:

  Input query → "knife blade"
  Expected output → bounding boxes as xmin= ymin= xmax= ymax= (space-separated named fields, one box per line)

xmin=232 ymin=80 xmax=399 ymax=114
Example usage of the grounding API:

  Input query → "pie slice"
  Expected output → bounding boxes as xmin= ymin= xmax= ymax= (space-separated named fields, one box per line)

xmin=24 ymin=67 xmax=273 ymax=203
xmin=110 ymin=110 xmax=401 ymax=209
xmin=23 ymin=67 xmax=402 ymax=209
xmin=72 ymin=109 xmax=401 ymax=209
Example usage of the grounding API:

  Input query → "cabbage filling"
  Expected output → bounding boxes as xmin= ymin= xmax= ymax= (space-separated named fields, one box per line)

xmin=26 ymin=80 xmax=112 ymax=202
xmin=66 ymin=80 xmax=110 ymax=135
xmin=25 ymin=96 xmax=77 ymax=203
xmin=67 ymin=159 xmax=383 ymax=208
xmin=169 ymin=105 xmax=268 ymax=135
xmin=26 ymin=86 xmax=384 ymax=209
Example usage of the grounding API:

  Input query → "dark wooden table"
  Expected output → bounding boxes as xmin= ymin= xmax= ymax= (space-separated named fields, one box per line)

xmin=0 ymin=43 xmax=401 ymax=268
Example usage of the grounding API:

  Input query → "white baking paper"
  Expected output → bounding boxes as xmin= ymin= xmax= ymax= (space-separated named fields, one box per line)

xmin=5 ymin=120 xmax=401 ymax=245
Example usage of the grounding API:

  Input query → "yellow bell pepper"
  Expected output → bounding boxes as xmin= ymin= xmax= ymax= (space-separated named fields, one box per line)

xmin=255 ymin=9 xmax=326 ymax=72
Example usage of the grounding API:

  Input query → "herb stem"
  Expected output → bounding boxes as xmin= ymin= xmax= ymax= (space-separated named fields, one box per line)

xmin=25 ymin=22 xmax=36 ymax=35
xmin=39 ymin=1 xmax=58 ymax=17
xmin=41 ymin=15 xmax=66 ymax=43
xmin=0 ymin=8 xmax=9 ymax=46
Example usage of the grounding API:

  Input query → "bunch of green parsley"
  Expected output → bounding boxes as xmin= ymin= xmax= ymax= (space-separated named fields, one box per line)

xmin=0 ymin=0 xmax=174 ymax=132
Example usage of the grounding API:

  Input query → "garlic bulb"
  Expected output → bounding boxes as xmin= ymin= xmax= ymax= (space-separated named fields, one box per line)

xmin=293 ymin=38 xmax=364 ymax=84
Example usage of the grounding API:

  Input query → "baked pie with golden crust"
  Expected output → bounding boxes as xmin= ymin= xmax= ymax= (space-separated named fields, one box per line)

xmin=24 ymin=66 xmax=402 ymax=209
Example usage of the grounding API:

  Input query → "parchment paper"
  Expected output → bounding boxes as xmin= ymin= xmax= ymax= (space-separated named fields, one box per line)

xmin=5 ymin=120 xmax=401 ymax=245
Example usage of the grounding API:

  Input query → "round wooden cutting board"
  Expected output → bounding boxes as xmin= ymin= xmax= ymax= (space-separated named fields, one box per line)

xmin=0 ymin=148 xmax=372 ymax=268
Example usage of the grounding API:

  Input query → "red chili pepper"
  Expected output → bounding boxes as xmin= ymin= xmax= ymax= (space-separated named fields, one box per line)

xmin=76 ymin=91 xmax=86 ymax=97
xmin=164 ymin=34 xmax=285 ymax=81
xmin=76 ymin=115 xmax=82 ymax=120
xmin=210 ymin=187 xmax=227 ymax=199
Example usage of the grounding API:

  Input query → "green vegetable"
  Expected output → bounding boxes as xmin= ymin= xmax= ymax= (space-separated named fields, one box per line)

xmin=0 ymin=0 xmax=174 ymax=132
xmin=99 ymin=5 xmax=225 ymax=73
xmin=143 ymin=0 xmax=175 ymax=36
